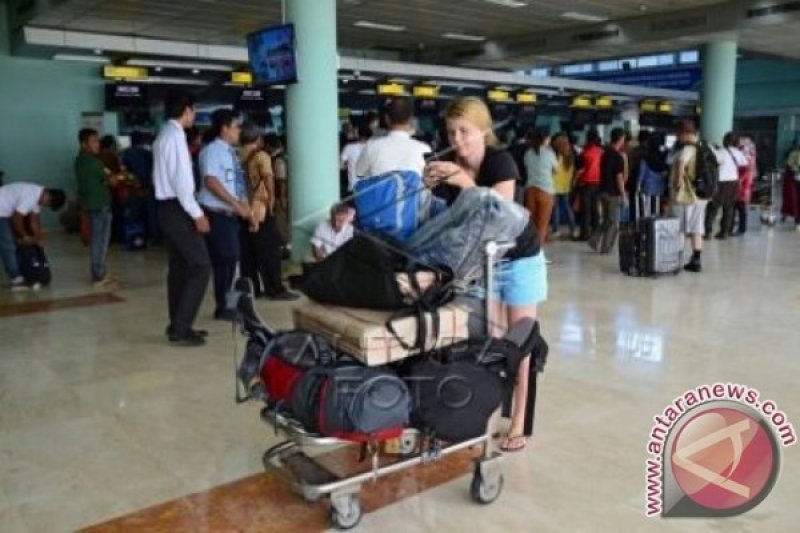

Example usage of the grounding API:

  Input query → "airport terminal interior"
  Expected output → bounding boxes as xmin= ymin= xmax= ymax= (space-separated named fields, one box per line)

xmin=1 ymin=0 xmax=799 ymax=531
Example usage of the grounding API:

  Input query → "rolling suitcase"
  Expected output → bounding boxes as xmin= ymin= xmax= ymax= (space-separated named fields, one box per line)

xmin=619 ymin=195 xmax=682 ymax=277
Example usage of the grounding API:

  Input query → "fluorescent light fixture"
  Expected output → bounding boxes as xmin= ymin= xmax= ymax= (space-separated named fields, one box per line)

xmin=338 ymin=73 xmax=377 ymax=82
xmin=442 ymin=32 xmax=487 ymax=42
xmin=354 ymin=20 xmax=406 ymax=32
xmin=53 ymin=53 xmax=110 ymax=63
xmin=424 ymin=79 xmax=484 ymax=89
xmin=484 ymin=0 xmax=527 ymax=7
xmin=126 ymin=58 xmax=233 ymax=72
xmin=138 ymin=76 xmax=210 ymax=86
xmin=358 ymin=89 xmax=377 ymax=95
xmin=561 ymin=11 xmax=609 ymax=22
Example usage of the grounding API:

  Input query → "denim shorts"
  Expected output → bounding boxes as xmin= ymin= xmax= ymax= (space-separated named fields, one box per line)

xmin=467 ymin=252 xmax=548 ymax=307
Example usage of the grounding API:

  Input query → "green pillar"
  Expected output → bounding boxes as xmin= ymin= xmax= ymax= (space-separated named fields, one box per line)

xmin=286 ymin=0 xmax=339 ymax=261
xmin=701 ymin=39 xmax=738 ymax=145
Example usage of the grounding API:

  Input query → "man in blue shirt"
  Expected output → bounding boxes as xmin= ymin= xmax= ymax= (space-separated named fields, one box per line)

xmin=198 ymin=109 xmax=251 ymax=321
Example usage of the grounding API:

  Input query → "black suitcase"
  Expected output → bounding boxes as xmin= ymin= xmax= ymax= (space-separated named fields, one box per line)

xmin=619 ymin=196 xmax=683 ymax=277
xmin=16 ymin=244 xmax=51 ymax=286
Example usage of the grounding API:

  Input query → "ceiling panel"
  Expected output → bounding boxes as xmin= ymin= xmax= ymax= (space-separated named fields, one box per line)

xmin=24 ymin=0 xmax=800 ymax=64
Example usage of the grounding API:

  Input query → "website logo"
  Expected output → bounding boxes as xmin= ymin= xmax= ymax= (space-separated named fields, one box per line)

xmin=646 ymin=384 xmax=796 ymax=518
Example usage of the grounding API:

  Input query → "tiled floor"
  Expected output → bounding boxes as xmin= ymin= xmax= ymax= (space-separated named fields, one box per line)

xmin=1 ymin=222 xmax=799 ymax=532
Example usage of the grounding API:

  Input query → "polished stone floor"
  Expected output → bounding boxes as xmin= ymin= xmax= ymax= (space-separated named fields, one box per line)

xmin=1 ymin=220 xmax=799 ymax=532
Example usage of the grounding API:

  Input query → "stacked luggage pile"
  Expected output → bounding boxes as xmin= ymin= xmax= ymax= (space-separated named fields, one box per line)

xmin=232 ymin=171 xmax=547 ymax=530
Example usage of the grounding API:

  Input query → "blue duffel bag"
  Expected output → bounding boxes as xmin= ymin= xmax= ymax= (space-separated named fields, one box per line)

xmin=354 ymin=171 xmax=443 ymax=241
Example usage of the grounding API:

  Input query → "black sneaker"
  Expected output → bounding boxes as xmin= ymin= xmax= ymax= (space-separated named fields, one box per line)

xmin=214 ymin=309 xmax=238 ymax=322
xmin=166 ymin=326 xmax=208 ymax=338
xmin=168 ymin=331 xmax=206 ymax=347
xmin=684 ymin=262 xmax=702 ymax=273
xmin=267 ymin=290 xmax=301 ymax=302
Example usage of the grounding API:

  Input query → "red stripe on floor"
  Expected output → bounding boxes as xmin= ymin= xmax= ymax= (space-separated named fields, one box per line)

xmin=0 ymin=293 xmax=124 ymax=317
xmin=81 ymin=446 xmax=476 ymax=532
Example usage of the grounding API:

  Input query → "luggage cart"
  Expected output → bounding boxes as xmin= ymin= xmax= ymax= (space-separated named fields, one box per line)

xmin=233 ymin=241 xmax=513 ymax=530
xmin=756 ymin=170 xmax=784 ymax=227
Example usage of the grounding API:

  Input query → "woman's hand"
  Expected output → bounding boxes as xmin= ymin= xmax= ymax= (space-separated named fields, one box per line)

xmin=423 ymin=161 xmax=475 ymax=189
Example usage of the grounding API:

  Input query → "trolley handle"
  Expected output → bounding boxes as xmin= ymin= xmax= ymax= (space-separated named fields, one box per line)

xmin=483 ymin=240 xmax=515 ymax=336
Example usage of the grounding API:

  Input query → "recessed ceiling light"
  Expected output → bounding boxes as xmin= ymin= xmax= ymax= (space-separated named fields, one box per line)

xmin=354 ymin=20 xmax=406 ymax=32
xmin=192 ymin=68 xmax=200 ymax=74
xmin=93 ymin=48 xmax=103 ymax=55
xmin=53 ymin=53 xmax=110 ymax=64
xmin=155 ymin=66 xmax=163 ymax=72
xmin=484 ymin=0 xmax=527 ymax=7
xmin=126 ymin=58 xmax=233 ymax=72
xmin=561 ymin=11 xmax=609 ymax=22
xmin=442 ymin=32 xmax=487 ymax=42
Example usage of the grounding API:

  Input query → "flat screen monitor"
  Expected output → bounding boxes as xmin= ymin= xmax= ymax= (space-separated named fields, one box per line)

xmin=247 ymin=24 xmax=298 ymax=86
xmin=236 ymin=88 xmax=267 ymax=111
xmin=570 ymin=109 xmax=596 ymax=129
xmin=105 ymin=83 xmax=148 ymax=110
xmin=595 ymin=109 xmax=614 ymax=125
xmin=490 ymin=103 xmax=513 ymax=122
xmin=517 ymin=105 xmax=537 ymax=126
xmin=415 ymin=98 xmax=440 ymax=116
xmin=639 ymin=113 xmax=659 ymax=128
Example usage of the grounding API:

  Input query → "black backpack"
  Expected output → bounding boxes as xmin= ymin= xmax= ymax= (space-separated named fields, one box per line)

xmin=692 ymin=141 xmax=720 ymax=200
xmin=405 ymin=336 xmax=525 ymax=443
xmin=16 ymin=245 xmax=51 ymax=286
xmin=302 ymin=234 xmax=455 ymax=351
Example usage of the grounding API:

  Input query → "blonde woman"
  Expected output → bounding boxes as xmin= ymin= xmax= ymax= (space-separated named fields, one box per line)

xmin=423 ymin=96 xmax=548 ymax=452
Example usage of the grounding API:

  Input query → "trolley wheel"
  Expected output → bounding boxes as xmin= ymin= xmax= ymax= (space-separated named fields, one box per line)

xmin=331 ymin=494 xmax=362 ymax=530
xmin=470 ymin=469 xmax=504 ymax=505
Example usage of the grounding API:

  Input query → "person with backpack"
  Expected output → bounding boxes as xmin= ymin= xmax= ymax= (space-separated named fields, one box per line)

xmin=550 ymin=132 xmax=578 ymax=239
xmin=425 ymin=96 xmax=546 ymax=453
xmin=239 ymin=122 xmax=299 ymax=301
xmin=0 ymin=183 xmax=65 ymax=290
xmin=705 ymin=132 xmax=747 ymax=240
xmin=670 ymin=120 xmax=717 ymax=273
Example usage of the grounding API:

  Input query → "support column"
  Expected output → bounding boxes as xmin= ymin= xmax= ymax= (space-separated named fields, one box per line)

xmin=286 ymin=0 xmax=339 ymax=261
xmin=701 ymin=39 xmax=738 ymax=145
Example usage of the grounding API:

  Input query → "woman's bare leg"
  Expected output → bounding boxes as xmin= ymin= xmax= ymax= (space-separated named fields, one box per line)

xmin=502 ymin=303 xmax=537 ymax=451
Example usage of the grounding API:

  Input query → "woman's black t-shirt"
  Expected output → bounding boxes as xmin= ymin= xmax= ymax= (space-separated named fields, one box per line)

xmin=433 ymin=146 xmax=540 ymax=259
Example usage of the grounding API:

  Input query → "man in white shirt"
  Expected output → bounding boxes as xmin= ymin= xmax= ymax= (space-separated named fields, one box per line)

xmin=0 ymin=183 xmax=65 ymax=290
xmin=311 ymin=203 xmax=354 ymax=261
xmin=340 ymin=126 xmax=371 ymax=192
xmin=355 ymin=98 xmax=431 ymax=179
xmin=153 ymin=90 xmax=211 ymax=347
xmin=706 ymin=132 xmax=748 ymax=240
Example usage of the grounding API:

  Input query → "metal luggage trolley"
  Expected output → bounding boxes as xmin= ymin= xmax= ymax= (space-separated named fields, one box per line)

xmin=232 ymin=241 xmax=514 ymax=530
xmin=756 ymin=170 xmax=784 ymax=227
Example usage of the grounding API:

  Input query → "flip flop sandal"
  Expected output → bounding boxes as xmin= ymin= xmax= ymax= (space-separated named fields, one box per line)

xmin=500 ymin=435 xmax=528 ymax=453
